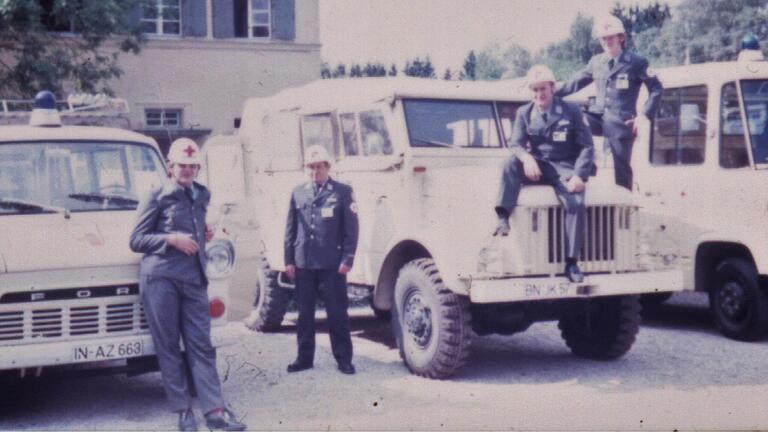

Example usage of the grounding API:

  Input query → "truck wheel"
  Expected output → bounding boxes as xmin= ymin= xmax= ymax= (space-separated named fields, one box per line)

xmin=371 ymin=304 xmax=391 ymax=321
xmin=244 ymin=256 xmax=290 ymax=332
xmin=709 ymin=258 xmax=768 ymax=341
xmin=559 ymin=295 xmax=641 ymax=360
xmin=391 ymin=258 xmax=472 ymax=379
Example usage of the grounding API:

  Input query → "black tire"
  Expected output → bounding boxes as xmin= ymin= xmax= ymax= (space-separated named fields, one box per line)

xmin=245 ymin=256 xmax=290 ymax=332
xmin=372 ymin=305 xmax=391 ymax=321
xmin=558 ymin=295 xmax=641 ymax=360
xmin=639 ymin=292 xmax=674 ymax=312
xmin=391 ymin=258 xmax=472 ymax=379
xmin=709 ymin=258 xmax=768 ymax=341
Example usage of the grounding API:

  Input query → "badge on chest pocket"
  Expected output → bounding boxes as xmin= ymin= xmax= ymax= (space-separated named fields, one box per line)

xmin=321 ymin=207 xmax=334 ymax=218
xmin=616 ymin=73 xmax=629 ymax=90
xmin=553 ymin=130 xmax=568 ymax=142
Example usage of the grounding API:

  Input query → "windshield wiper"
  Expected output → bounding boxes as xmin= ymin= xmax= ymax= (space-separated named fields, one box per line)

xmin=412 ymin=138 xmax=454 ymax=148
xmin=68 ymin=193 xmax=138 ymax=207
xmin=0 ymin=198 xmax=69 ymax=216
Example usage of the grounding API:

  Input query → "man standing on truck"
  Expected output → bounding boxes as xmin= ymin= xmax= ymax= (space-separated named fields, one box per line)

xmin=556 ymin=14 xmax=663 ymax=190
xmin=130 ymin=138 xmax=246 ymax=431
xmin=284 ymin=145 xmax=359 ymax=375
xmin=494 ymin=65 xmax=594 ymax=283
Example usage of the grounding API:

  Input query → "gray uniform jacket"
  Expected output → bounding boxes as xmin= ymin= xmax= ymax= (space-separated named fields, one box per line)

xmin=509 ymin=98 xmax=595 ymax=181
xmin=556 ymin=50 xmax=663 ymax=121
xmin=130 ymin=181 xmax=210 ymax=285
xmin=285 ymin=178 xmax=359 ymax=270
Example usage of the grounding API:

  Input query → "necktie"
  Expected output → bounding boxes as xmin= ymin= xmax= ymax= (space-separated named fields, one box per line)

xmin=608 ymin=58 xmax=615 ymax=70
xmin=542 ymin=112 xmax=548 ymax=124
xmin=184 ymin=187 xmax=194 ymax=202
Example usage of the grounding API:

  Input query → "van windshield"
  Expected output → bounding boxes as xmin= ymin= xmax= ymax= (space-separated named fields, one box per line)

xmin=404 ymin=99 xmax=502 ymax=148
xmin=0 ymin=141 xmax=166 ymax=214
xmin=740 ymin=80 xmax=768 ymax=167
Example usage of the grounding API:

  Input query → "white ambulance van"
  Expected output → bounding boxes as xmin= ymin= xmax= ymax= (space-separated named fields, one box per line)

xmin=0 ymin=93 xmax=235 ymax=380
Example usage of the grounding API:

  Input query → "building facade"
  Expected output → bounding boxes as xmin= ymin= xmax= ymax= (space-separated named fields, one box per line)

xmin=113 ymin=0 xmax=321 ymax=154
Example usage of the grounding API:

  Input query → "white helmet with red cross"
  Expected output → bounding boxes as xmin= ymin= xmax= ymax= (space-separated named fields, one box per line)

xmin=167 ymin=138 xmax=201 ymax=165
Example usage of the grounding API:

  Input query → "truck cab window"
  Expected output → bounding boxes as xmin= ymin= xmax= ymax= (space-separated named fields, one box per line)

xmin=359 ymin=110 xmax=393 ymax=155
xmin=720 ymin=82 xmax=750 ymax=168
xmin=651 ymin=85 xmax=707 ymax=165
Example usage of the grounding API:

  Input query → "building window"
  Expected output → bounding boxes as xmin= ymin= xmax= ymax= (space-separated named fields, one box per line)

xmin=234 ymin=0 xmax=271 ymax=38
xmin=145 ymin=109 xmax=182 ymax=128
xmin=141 ymin=0 xmax=181 ymax=35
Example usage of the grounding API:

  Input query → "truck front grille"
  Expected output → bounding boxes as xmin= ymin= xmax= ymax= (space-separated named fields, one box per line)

xmin=527 ymin=205 xmax=637 ymax=275
xmin=0 ymin=299 xmax=149 ymax=346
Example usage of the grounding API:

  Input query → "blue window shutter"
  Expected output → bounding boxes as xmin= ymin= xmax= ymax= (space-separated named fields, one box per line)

xmin=213 ymin=0 xmax=235 ymax=38
xmin=271 ymin=0 xmax=295 ymax=41
xmin=182 ymin=0 xmax=207 ymax=37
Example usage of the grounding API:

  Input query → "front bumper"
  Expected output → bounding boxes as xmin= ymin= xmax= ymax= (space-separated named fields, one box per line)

xmin=468 ymin=269 xmax=684 ymax=304
xmin=0 ymin=324 xmax=236 ymax=370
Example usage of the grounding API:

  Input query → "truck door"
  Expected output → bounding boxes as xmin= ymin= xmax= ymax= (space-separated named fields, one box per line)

xmin=637 ymin=84 xmax=710 ymax=277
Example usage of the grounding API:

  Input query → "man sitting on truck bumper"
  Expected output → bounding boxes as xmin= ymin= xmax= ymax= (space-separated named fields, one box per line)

xmin=494 ymin=64 xmax=595 ymax=283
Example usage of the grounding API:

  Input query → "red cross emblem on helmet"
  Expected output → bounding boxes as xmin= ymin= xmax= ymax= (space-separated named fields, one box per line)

xmin=184 ymin=145 xmax=196 ymax=157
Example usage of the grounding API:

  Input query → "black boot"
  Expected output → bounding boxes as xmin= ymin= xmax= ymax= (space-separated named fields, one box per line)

xmin=565 ymin=259 xmax=584 ymax=283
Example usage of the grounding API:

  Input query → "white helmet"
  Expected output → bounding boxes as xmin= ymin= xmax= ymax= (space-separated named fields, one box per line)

xmin=525 ymin=64 xmax=556 ymax=88
xmin=304 ymin=145 xmax=332 ymax=166
xmin=594 ymin=15 xmax=626 ymax=38
xmin=167 ymin=137 xmax=201 ymax=165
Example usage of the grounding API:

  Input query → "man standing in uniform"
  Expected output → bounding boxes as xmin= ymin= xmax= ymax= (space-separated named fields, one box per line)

xmin=130 ymin=138 xmax=246 ymax=431
xmin=284 ymin=145 xmax=359 ymax=375
xmin=494 ymin=65 xmax=594 ymax=283
xmin=556 ymin=14 xmax=663 ymax=190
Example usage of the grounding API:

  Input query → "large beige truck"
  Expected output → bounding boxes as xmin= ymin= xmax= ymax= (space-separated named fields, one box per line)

xmin=206 ymin=78 xmax=682 ymax=378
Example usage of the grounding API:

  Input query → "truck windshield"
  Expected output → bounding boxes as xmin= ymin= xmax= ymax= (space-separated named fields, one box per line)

xmin=404 ymin=99 xmax=502 ymax=148
xmin=740 ymin=80 xmax=768 ymax=167
xmin=0 ymin=141 xmax=166 ymax=214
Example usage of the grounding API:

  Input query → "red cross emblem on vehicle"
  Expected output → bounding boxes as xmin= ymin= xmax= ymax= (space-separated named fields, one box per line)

xmin=184 ymin=145 xmax=196 ymax=157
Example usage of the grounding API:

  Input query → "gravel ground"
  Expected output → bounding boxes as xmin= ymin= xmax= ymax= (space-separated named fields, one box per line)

xmin=2 ymin=292 xmax=768 ymax=431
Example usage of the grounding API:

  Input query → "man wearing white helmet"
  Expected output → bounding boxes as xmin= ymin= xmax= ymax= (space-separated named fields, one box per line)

xmin=283 ymin=145 xmax=359 ymax=374
xmin=130 ymin=138 xmax=246 ymax=431
xmin=556 ymin=14 xmax=663 ymax=190
xmin=495 ymin=65 xmax=594 ymax=283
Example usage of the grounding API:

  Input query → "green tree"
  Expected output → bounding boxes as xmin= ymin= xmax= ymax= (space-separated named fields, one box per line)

xmin=320 ymin=61 xmax=331 ymax=79
xmin=443 ymin=68 xmax=452 ymax=80
xmin=538 ymin=13 xmax=601 ymax=79
xmin=388 ymin=63 xmax=398 ymax=76
xmin=363 ymin=62 xmax=387 ymax=77
xmin=611 ymin=1 xmax=671 ymax=51
xmin=460 ymin=50 xmax=477 ymax=80
xmin=635 ymin=0 xmax=768 ymax=65
xmin=0 ymin=0 xmax=144 ymax=97
xmin=475 ymin=42 xmax=532 ymax=80
xmin=350 ymin=63 xmax=363 ymax=77
xmin=404 ymin=57 xmax=436 ymax=78
xmin=332 ymin=64 xmax=347 ymax=78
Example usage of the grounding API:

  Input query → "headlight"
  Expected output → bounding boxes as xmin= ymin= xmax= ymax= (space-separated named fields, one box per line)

xmin=205 ymin=240 xmax=235 ymax=279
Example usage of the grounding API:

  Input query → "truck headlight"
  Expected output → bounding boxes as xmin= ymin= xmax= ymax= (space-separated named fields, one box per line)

xmin=206 ymin=240 xmax=235 ymax=279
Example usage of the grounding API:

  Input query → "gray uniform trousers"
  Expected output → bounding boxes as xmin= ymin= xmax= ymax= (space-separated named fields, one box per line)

xmin=140 ymin=276 xmax=224 ymax=413
xmin=497 ymin=156 xmax=585 ymax=259
xmin=295 ymin=269 xmax=353 ymax=364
